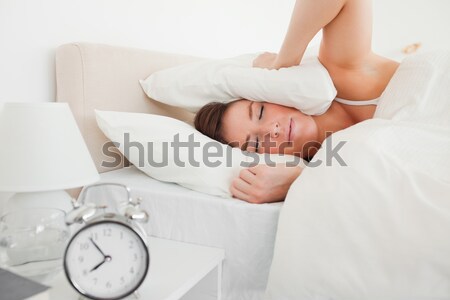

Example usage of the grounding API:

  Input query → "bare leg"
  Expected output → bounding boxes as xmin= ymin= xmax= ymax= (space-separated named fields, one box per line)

xmin=320 ymin=0 xmax=373 ymax=67
xmin=274 ymin=0 xmax=348 ymax=69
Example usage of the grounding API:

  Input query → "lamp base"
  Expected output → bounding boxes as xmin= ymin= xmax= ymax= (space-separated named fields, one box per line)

xmin=5 ymin=190 xmax=73 ymax=213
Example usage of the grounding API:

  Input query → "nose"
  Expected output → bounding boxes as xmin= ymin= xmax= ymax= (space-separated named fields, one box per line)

xmin=259 ymin=122 xmax=280 ymax=139
xmin=272 ymin=122 xmax=280 ymax=138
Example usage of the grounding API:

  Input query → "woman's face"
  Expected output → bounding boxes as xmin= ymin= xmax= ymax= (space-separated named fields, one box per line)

xmin=221 ymin=100 xmax=320 ymax=157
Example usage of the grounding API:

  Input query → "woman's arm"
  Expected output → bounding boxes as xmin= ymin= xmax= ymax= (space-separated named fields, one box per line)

xmin=230 ymin=164 xmax=303 ymax=204
xmin=255 ymin=0 xmax=379 ymax=70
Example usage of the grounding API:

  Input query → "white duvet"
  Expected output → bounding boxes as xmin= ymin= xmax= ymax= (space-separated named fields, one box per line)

xmin=265 ymin=51 xmax=450 ymax=300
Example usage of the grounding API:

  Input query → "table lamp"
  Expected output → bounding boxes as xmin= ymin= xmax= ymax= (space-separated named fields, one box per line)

xmin=0 ymin=102 xmax=99 ymax=212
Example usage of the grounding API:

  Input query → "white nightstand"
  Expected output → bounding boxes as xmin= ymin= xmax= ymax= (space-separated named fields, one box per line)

xmin=49 ymin=237 xmax=225 ymax=300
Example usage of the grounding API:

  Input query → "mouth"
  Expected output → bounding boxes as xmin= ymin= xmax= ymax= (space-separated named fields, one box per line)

xmin=288 ymin=118 xmax=292 ymax=142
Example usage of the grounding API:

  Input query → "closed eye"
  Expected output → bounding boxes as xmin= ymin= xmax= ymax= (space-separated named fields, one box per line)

xmin=259 ymin=105 xmax=264 ymax=120
xmin=254 ymin=105 xmax=264 ymax=152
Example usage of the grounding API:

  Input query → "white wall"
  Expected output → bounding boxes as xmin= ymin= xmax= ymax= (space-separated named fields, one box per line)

xmin=372 ymin=0 xmax=450 ymax=57
xmin=0 ymin=0 xmax=449 ymax=104
xmin=0 ymin=0 xmax=294 ymax=103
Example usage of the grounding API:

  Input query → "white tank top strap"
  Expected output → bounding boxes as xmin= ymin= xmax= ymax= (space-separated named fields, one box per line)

xmin=334 ymin=97 xmax=379 ymax=106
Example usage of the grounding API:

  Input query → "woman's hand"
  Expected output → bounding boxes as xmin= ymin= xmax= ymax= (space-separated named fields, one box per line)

xmin=230 ymin=164 xmax=303 ymax=204
xmin=253 ymin=52 xmax=278 ymax=69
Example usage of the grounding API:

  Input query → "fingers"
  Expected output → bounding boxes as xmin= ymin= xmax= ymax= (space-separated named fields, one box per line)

xmin=231 ymin=164 xmax=300 ymax=204
xmin=247 ymin=164 xmax=266 ymax=176
xmin=260 ymin=51 xmax=277 ymax=57
xmin=253 ymin=52 xmax=278 ymax=69
xmin=239 ymin=168 xmax=257 ymax=183
xmin=230 ymin=180 xmax=263 ymax=204
xmin=230 ymin=175 xmax=254 ymax=201
xmin=230 ymin=169 xmax=257 ymax=202
xmin=230 ymin=181 xmax=250 ymax=202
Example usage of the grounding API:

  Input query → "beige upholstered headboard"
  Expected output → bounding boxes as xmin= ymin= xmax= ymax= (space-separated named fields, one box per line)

xmin=55 ymin=43 xmax=200 ymax=173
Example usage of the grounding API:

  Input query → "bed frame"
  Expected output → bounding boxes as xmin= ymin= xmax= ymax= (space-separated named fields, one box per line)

xmin=55 ymin=42 xmax=198 ymax=173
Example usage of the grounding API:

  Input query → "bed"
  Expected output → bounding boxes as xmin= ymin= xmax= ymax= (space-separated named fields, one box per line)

xmin=56 ymin=43 xmax=450 ymax=300
xmin=55 ymin=42 xmax=279 ymax=300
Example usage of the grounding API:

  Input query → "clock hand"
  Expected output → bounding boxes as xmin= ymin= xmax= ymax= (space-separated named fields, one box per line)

xmin=89 ymin=255 xmax=112 ymax=272
xmin=89 ymin=237 xmax=107 ymax=257
xmin=90 ymin=258 xmax=106 ymax=272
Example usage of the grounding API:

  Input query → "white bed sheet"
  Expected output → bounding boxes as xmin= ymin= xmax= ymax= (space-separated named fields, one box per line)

xmin=94 ymin=166 xmax=282 ymax=300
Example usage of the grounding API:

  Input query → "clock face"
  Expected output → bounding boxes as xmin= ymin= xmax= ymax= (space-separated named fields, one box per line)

xmin=64 ymin=220 xmax=149 ymax=300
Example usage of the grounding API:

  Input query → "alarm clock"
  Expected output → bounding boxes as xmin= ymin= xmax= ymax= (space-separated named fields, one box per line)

xmin=63 ymin=183 xmax=150 ymax=300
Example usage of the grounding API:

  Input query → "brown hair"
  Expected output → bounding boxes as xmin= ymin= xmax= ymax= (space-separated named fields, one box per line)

xmin=194 ymin=101 xmax=231 ymax=144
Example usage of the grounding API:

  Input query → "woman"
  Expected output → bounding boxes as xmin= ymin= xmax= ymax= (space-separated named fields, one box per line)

xmin=195 ymin=0 xmax=399 ymax=204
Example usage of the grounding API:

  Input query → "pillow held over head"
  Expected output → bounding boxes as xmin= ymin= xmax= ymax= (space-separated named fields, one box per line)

xmin=139 ymin=54 xmax=337 ymax=115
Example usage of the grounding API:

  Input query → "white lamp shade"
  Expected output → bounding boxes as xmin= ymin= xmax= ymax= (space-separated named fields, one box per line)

xmin=0 ymin=103 xmax=100 ymax=192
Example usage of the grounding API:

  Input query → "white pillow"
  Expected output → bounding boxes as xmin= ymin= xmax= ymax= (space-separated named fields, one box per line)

xmin=139 ymin=54 xmax=337 ymax=115
xmin=374 ymin=51 xmax=450 ymax=128
xmin=95 ymin=110 xmax=305 ymax=198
